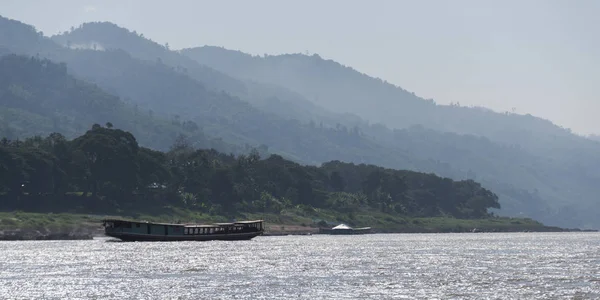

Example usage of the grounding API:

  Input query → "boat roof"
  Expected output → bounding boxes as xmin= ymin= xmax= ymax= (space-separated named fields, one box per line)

xmin=102 ymin=219 xmax=179 ymax=226
xmin=332 ymin=223 xmax=353 ymax=230
xmin=234 ymin=220 xmax=264 ymax=224
xmin=102 ymin=218 xmax=263 ymax=227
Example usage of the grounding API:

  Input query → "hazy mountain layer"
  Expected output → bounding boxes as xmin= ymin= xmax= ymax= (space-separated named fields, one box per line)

xmin=0 ymin=17 xmax=435 ymax=172
xmin=181 ymin=46 xmax=597 ymax=155
xmin=0 ymin=54 xmax=244 ymax=154
xmin=51 ymin=22 xmax=363 ymax=128
xmin=1 ymin=16 xmax=599 ymax=228
xmin=180 ymin=46 xmax=600 ymax=228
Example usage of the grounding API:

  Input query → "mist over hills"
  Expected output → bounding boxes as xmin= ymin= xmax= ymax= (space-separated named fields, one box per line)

xmin=51 ymin=22 xmax=360 ymax=128
xmin=0 ymin=17 xmax=431 ymax=169
xmin=1 ymin=16 xmax=599 ymax=228
xmin=0 ymin=53 xmax=248 ymax=154
xmin=181 ymin=46 xmax=585 ymax=149
xmin=588 ymin=135 xmax=600 ymax=142
xmin=180 ymin=45 xmax=600 ymax=227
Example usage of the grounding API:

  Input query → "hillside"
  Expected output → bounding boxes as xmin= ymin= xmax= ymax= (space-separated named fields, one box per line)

xmin=180 ymin=46 xmax=600 ymax=228
xmin=0 ymin=126 xmax=502 ymax=221
xmin=0 ymin=17 xmax=434 ymax=171
xmin=4 ymin=127 xmax=572 ymax=235
xmin=182 ymin=48 xmax=600 ymax=172
xmin=180 ymin=46 xmax=577 ymax=144
xmin=44 ymin=49 xmax=429 ymax=167
xmin=1 ymin=16 xmax=599 ymax=228
xmin=51 ymin=22 xmax=358 ymax=127
xmin=0 ymin=54 xmax=244 ymax=154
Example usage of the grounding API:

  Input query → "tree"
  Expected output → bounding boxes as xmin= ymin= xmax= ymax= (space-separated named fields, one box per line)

xmin=71 ymin=126 xmax=140 ymax=196
xmin=329 ymin=171 xmax=345 ymax=192
xmin=137 ymin=147 xmax=170 ymax=193
xmin=210 ymin=168 xmax=235 ymax=210
xmin=17 ymin=148 xmax=57 ymax=194
xmin=363 ymin=170 xmax=382 ymax=195
xmin=170 ymin=134 xmax=193 ymax=153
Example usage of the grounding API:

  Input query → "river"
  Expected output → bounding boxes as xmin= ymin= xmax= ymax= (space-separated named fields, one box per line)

xmin=0 ymin=232 xmax=599 ymax=299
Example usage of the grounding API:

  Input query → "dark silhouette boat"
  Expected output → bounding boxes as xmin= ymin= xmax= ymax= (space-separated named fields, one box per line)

xmin=102 ymin=219 xmax=264 ymax=241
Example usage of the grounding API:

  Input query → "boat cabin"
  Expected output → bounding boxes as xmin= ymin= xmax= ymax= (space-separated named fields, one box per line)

xmin=102 ymin=219 xmax=264 ymax=241
xmin=182 ymin=220 xmax=264 ymax=236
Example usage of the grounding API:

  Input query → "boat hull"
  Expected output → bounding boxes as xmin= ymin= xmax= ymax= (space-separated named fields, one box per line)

xmin=318 ymin=228 xmax=372 ymax=235
xmin=319 ymin=230 xmax=371 ymax=235
xmin=106 ymin=231 xmax=263 ymax=242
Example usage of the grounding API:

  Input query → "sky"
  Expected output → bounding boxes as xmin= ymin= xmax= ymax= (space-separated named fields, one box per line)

xmin=2 ymin=0 xmax=599 ymax=135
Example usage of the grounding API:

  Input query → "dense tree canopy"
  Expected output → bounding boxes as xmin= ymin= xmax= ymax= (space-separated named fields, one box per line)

xmin=0 ymin=126 xmax=500 ymax=219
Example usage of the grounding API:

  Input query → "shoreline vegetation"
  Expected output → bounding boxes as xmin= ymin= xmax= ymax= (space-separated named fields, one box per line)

xmin=1 ymin=125 xmax=595 ymax=240
xmin=0 ymin=210 xmax=595 ymax=241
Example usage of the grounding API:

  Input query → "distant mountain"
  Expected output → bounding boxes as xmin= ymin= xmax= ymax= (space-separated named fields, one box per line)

xmin=182 ymin=47 xmax=429 ymax=125
xmin=181 ymin=45 xmax=600 ymax=228
xmin=181 ymin=46 xmax=584 ymax=150
xmin=52 ymin=22 xmax=360 ymax=128
xmin=2 ymin=16 xmax=600 ymax=228
xmin=0 ymin=16 xmax=436 ymax=172
xmin=55 ymin=22 xmax=245 ymax=94
xmin=0 ymin=54 xmax=241 ymax=153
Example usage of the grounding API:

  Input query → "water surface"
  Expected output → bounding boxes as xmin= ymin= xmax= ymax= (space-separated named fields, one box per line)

xmin=1 ymin=232 xmax=599 ymax=299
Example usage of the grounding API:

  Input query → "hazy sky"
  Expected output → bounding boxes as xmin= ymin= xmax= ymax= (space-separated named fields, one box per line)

xmin=3 ymin=0 xmax=599 ymax=135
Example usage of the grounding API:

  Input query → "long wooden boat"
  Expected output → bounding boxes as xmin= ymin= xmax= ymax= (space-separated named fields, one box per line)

xmin=102 ymin=219 xmax=264 ymax=242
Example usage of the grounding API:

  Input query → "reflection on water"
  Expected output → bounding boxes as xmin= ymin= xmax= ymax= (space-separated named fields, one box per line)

xmin=1 ymin=233 xmax=599 ymax=299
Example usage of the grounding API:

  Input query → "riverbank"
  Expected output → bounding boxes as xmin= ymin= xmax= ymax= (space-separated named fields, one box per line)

xmin=0 ymin=230 xmax=93 ymax=240
xmin=1 ymin=209 xmax=594 ymax=240
xmin=0 ymin=212 xmax=99 ymax=240
xmin=260 ymin=218 xmax=595 ymax=236
xmin=251 ymin=208 xmax=595 ymax=235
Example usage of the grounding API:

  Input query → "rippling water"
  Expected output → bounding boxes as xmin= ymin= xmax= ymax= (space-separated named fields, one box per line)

xmin=1 ymin=232 xmax=599 ymax=299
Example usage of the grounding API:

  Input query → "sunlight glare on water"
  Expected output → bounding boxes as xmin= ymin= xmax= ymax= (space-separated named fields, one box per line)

xmin=1 ymin=232 xmax=599 ymax=299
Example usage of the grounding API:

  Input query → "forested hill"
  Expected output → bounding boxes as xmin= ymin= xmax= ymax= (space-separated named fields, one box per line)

xmin=0 ymin=17 xmax=435 ymax=170
xmin=2 ymin=16 xmax=600 ymax=229
xmin=182 ymin=46 xmax=600 ymax=187
xmin=180 ymin=46 xmax=595 ymax=152
xmin=180 ymin=46 xmax=600 ymax=229
xmin=0 ymin=125 xmax=501 ymax=220
xmin=0 ymin=54 xmax=242 ymax=154
xmin=51 ymin=21 xmax=351 ymax=126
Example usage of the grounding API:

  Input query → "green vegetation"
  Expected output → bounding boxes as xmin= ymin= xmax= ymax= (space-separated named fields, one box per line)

xmin=0 ymin=211 xmax=97 ymax=232
xmin=181 ymin=45 xmax=600 ymax=229
xmin=0 ymin=209 xmax=567 ymax=236
xmin=1 ymin=124 xmax=507 ymax=230
xmin=1 ymin=15 xmax=599 ymax=230
xmin=247 ymin=208 xmax=567 ymax=234
xmin=0 ymin=54 xmax=247 ymax=155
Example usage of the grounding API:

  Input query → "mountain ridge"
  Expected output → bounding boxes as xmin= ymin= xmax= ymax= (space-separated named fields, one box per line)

xmin=51 ymin=22 xmax=364 ymax=129
xmin=1 ymin=16 xmax=599 ymax=228
xmin=181 ymin=46 xmax=582 ymax=145
xmin=0 ymin=53 xmax=246 ymax=155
